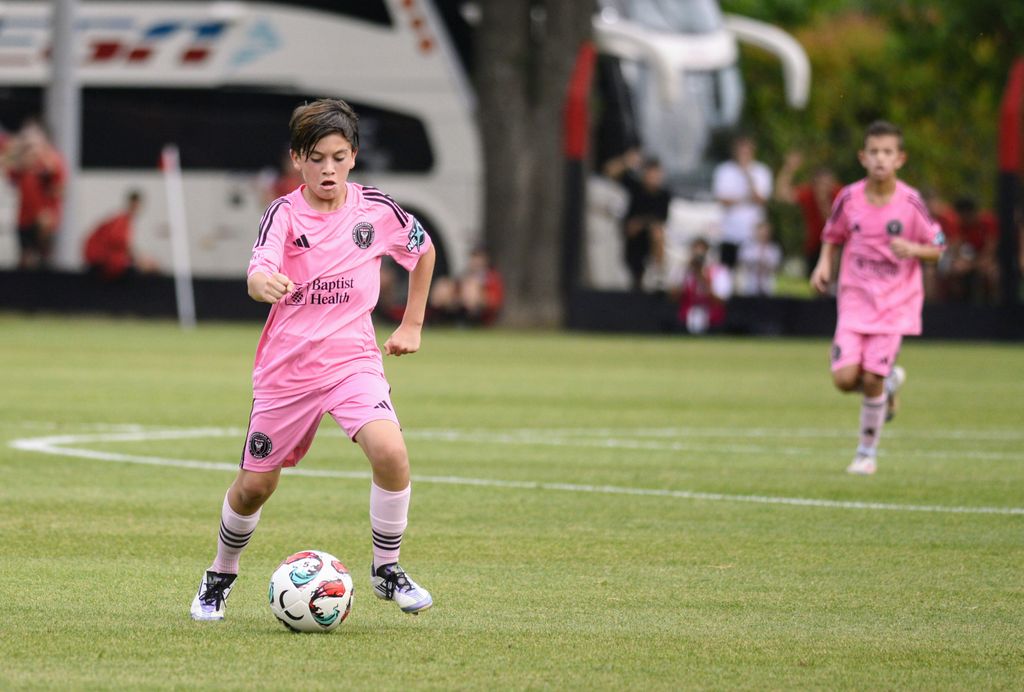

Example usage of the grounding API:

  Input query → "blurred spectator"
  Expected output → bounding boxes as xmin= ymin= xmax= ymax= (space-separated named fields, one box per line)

xmin=713 ymin=133 xmax=772 ymax=269
xmin=735 ymin=221 xmax=782 ymax=296
xmin=458 ymin=247 xmax=504 ymax=324
xmin=672 ymin=237 xmax=732 ymax=334
xmin=774 ymin=150 xmax=840 ymax=276
xmin=0 ymin=119 xmax=66 ymax=270
xmin=83 ymin=189 xmax=158 ymax=282
xmin=942 ymin=196 xmax=1000 ymax=303
xmin=921 ymin=188 xmax=959 ymax=301
xmin=603 ymin=148 xmax=670 ymax=291
xmin=428 ymin=248 xmax=504 ymax=325
xmin=922 ymin=188 xmax=960 ymax=235
xmin=260 ymin=147 xmax=304 ymax=205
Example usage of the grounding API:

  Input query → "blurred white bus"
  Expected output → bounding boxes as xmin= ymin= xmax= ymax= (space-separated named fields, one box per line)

xmin=0 ymin=0 xmax=806 ymax=290
xmin=586 ymin=0 xmax=810 ymax=289
xmin=0 ymin=0 xmax=481 ymax=277
xmin=436 ymin=0 xmax=809 ymax=290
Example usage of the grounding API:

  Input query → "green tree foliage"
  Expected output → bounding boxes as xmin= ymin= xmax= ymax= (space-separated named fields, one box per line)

xmin=722 ymin=0 xmax=1024 ymax=250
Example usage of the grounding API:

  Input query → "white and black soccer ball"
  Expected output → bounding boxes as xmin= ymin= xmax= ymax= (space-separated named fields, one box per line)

xmin=268 ymin=550 xmax=354 ymax=633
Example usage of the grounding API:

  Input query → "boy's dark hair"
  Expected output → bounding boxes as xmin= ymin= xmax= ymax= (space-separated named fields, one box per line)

xmin=864 ymin=120 xmax=903 ymax=149
xmin=289 ymin=98 xmax=360 ymax=159
xmin=642 ymin=156 xmax=661 ymax=171
xmin=953 ymin=196 xmax=978 ymax=216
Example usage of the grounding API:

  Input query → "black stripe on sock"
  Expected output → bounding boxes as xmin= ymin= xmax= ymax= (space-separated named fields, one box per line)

xmin=220 ymin=523 xmax=255 ymax=541
xmin=372 ymin=530 xmax=403 ymax=549
xmin=219 ymin=523 xmax=254 ymax=549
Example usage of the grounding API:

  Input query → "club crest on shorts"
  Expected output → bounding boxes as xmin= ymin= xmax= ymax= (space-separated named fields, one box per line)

xmin=248 ymin=431 xmax=273 ymax=459
xmin=886 ymin=219 xmax=903 ymax=236
xmin=352 ymin=222 xmax=375 ymax=249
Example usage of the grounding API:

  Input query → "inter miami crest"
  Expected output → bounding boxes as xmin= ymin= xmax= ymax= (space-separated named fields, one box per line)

xmin=886 ymin=219 xmax=903 ymax=236
xmin=352 ymin=222 xmax=375 ymax=249
xmin=248 ymin=432 xmax=273 ymax=459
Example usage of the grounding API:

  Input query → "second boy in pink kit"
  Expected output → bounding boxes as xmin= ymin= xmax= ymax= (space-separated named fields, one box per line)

xmin=190 ymin=98 xmax=436 ymax=620
xmin=811 ymin=120 xmax=944 ymax=475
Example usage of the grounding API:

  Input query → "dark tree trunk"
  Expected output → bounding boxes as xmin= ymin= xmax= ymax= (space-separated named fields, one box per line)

xmin=475 ymin=0 xmax=594 ymax=326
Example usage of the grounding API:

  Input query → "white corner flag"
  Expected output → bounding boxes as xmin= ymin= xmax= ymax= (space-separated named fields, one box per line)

xmin=161 ymin=144 xmax=197 ymax=330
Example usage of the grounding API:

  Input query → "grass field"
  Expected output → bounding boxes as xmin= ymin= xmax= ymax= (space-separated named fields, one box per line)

xmin=1 ymin=314 xmax=1022 ymax=690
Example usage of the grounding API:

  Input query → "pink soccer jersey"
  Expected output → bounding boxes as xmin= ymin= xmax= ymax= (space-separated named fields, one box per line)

xmin=247 ymin=183 xmax=431 ymax=398
xmin=822 ymin=179 xmax=945 ymax=335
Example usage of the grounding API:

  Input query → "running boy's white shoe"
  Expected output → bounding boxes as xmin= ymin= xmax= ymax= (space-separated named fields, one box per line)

xmin=190 ymin=570 xmax=237 ymax=621
xmin=885 ymin=365 xmax=906 ymax=422
xmin=846 ymin=454 xmax=877 ymax=476
xmin=371 ymin=563 xmax=433 ymax=614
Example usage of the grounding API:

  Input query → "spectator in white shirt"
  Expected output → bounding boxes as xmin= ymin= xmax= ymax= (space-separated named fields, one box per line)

xmin=736 ymin=221 xmax=782 ymax=296
xmin=712 ymin=133 xmax=773 ymax=269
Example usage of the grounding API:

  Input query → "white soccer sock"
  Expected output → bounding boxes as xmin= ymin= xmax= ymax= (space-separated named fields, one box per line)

xmin=370 ymin=482 xmax=410 ymax=571
xmin=211 ymin=493 xmax=262 ymax=574
xmin=857 ymin=393 xmax=888 ymax=457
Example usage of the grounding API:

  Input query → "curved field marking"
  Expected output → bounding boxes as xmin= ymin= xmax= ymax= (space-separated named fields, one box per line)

xmin=8 ymin=427 xmax=1024 ymax=516
xmin=7 ymin=421 xmax=1024 ymax=460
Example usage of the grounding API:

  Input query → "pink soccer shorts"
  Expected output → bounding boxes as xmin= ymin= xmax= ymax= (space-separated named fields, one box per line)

xmin=830 ymin=326 xmax=902 ymax=377
xmin=240 ymin=370 xmax=400 ymax=472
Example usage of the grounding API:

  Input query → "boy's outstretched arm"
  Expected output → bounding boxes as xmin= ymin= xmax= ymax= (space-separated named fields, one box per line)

xmin=384 ymin=244 xmax=436 ymax=356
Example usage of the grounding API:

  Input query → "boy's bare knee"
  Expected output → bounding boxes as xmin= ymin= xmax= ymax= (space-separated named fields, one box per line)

xmin=232 ymin=471 xmax=278 ymax=512
xmin=861 ymin=373 xmax=885 ymax=397
xmin=371 ymin=439 xmax=408 ymax=470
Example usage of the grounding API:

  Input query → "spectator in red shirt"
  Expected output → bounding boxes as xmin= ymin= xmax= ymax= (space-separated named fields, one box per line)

xmin=260 ymin=148 xmax=304 ymax=206
xmin=428 ymin=248 xmax=504 ymax=326
xmin=83 ymin=190 xmax=157 ymax=281
xmin=673 ymin=237 xmax=732 ymax=334
xmin=458 ymin=247 xmax=504 ymax=325
xmin=1 ymin=120 xmax=66 ymax=270
xmin=774 ymin=150 xmax=840 ymax=276
xmin=921 ymin=188 xmax=960 ymax=300
xmin=943 ymin=196 xmax=999 ymax=303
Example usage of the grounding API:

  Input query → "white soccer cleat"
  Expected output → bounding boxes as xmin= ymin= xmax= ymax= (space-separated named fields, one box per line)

xmin=371 ymin=563 xmax=433 ymax=614
xmin=846 ymin=454 xmax=877 ymax=476
xmin=190 ymin=570 xmax=237 ymax=621
xmin=885 ymin=365 xmax=906 ymax=422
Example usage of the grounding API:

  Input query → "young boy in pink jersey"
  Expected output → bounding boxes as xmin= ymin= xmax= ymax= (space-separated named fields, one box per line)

xmin=810 ymin=121 xmax=945 ymax=475
xmin=191 ymin=98 xmax=436 ymax=620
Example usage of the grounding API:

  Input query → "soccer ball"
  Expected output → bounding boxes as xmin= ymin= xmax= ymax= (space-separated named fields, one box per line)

xmin=268 ymin=550 xmax=354 ymax=633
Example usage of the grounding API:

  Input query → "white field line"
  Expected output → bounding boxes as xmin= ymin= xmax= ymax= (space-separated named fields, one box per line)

xmin=7 ymin=426 xmax=1024 ymax=516
xmin=406 ymin=430 xmax=1024 ymax=462
xmin=6 ymin=420 xmax=1024 ymax=443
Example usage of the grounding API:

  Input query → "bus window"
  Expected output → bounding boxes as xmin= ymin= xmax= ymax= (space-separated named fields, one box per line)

xmin=1 ymin=86 xmax=434 ymax=172
xmin=0 ymin=88 xmax=44 ymax=134
xmin=80 ymin=88 xmax=433 ymax=172
xmin=600 ymin=0 xmax=721 ymax=34
xmin=128 ymin=0 xmax=394 ymax=27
